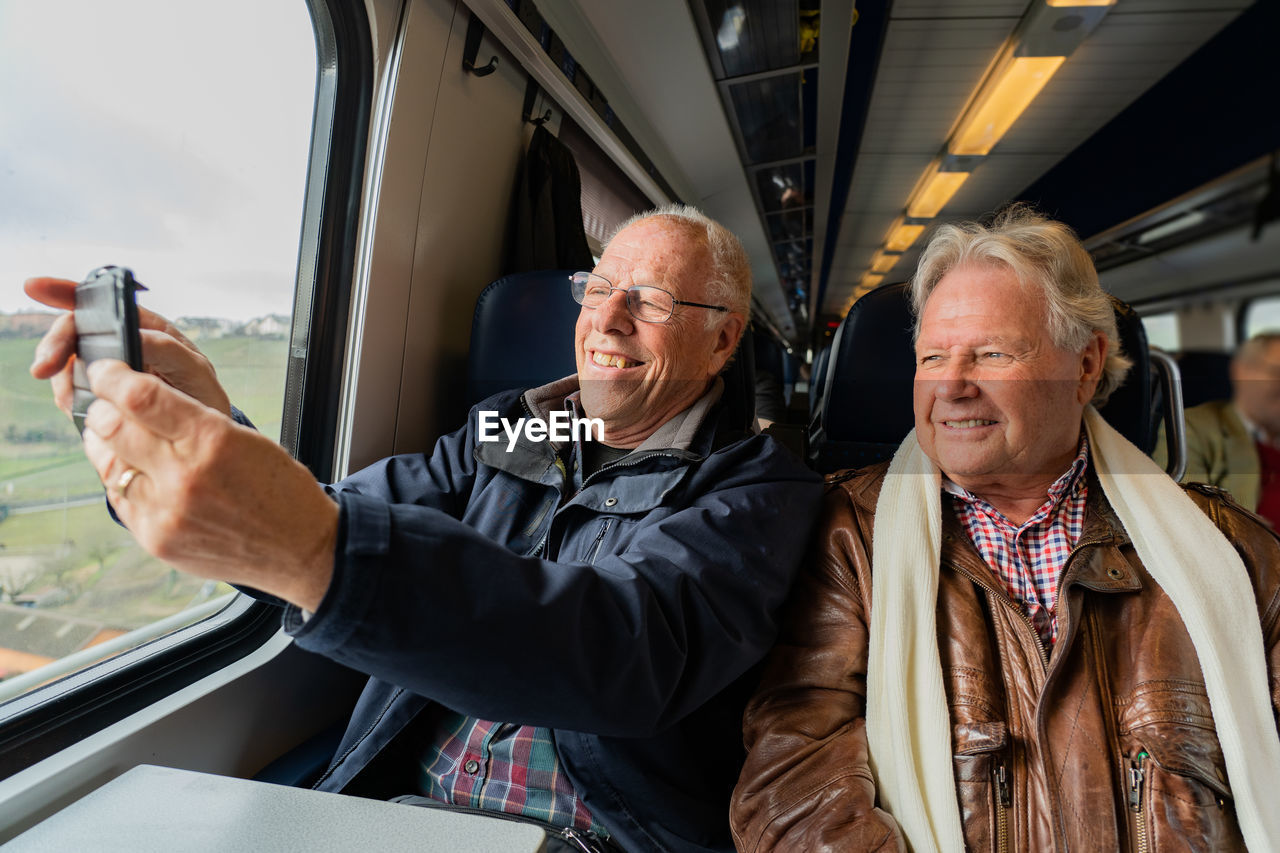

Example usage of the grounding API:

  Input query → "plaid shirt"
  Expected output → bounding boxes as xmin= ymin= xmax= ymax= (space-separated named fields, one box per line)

xmin=943 ymin=437 xmax=1090 ymax=646
xmin=418 ymin=710 xmax=607 ymax=836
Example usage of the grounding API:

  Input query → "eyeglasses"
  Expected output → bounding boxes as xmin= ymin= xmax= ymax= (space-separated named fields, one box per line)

xmin=569 ymin=272 xmax=728 ymax=324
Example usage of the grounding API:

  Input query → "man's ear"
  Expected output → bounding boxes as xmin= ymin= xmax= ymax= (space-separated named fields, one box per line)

xmin=1077 ymin=330 xmax=1108 ymax=404
xmin=709 ymin=313 xmax=747 ymax=376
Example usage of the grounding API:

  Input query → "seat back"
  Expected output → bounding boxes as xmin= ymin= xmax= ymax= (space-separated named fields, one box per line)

xmin=809 ymin=343 xmax=832 ymax=419
xmin=809 ymin=281 xmax=1164 ymax=473
xmin=809 ymin=285 xmax=916 ymax=472
xmin=721 ymin=325 xmax=757 ymax=438
xmin=466 ymin=270 xmax=580 ymax=406
xmin=1174 ymin=349 xmax=1233 ymax=408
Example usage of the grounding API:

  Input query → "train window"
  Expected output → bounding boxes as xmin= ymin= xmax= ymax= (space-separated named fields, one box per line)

xmin=0 ymin=2 xmax=316 ymax=700
xmin=1140 ymin=311 xmax=1179 ymax=352
xmin=1243 ymin=295 xmax=1280 ymax=340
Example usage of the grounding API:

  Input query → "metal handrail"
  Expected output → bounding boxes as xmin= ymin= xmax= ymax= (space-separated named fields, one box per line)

xmin=1150 ymin=349 xmax=1187 ymax=482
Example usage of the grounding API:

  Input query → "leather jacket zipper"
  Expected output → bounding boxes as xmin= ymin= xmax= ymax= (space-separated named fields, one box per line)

xmin=995 ymin=763 xmax=1011 ymax=853
xmin=1128 ymin=751 xmax=1149 ymax=853
xmin=961 ymin=531 xmax=1113 ymax=673
xmin=960 ymin=568 xmax=1051 ymax=670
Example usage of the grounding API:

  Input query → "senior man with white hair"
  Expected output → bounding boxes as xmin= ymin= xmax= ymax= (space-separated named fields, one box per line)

xmin=731 ymin=206 xmax=1280 ymax=852
xmin=28 ymin=205 xmax=822 ymax=853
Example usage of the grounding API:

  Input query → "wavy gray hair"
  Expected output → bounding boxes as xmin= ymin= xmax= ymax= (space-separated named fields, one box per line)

xmin=909 ymin=204 xmax=1133 ymax=405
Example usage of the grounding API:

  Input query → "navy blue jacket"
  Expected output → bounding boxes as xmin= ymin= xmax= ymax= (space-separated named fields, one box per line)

xmin=282 ymin=380 xmax=822 ymax=852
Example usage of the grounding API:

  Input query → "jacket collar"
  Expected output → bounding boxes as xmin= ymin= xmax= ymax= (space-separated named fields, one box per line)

xmin=474 ymin=375 xmax=723 ymax=490
xmin=847 ymin=458 xmax=1142 ymax=593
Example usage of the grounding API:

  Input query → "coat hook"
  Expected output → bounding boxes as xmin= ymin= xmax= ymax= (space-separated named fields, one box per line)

xmin=465 ymin=55 xmax=499 ymax=77
xmin=462 ymin=13 xmax=499 ymax=77
xmin=521 ymin=77 xmax=553 ymax=125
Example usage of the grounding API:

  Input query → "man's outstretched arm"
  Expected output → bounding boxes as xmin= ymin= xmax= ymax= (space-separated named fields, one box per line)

xmin=79 ymin=358 xmax=338 ymax=612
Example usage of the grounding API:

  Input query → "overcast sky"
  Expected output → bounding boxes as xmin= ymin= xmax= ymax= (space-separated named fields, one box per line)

xmin=0 ymin=1 xmax=316 ymax=321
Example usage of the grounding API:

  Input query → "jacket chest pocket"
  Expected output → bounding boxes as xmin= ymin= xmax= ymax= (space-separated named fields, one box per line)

xmin=463 ymin=481 xmax=557 ymax=556
xmin=952 ymin=721 xmax=1012 ymax=853
xmin=1118 ymin=682 xmax=1243 ymax=853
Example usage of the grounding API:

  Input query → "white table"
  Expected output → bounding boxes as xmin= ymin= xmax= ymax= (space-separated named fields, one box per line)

xmin=4 ymin=764 xmax=547 ymax=851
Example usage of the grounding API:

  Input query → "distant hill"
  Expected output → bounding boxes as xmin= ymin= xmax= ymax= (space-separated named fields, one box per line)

xmin=0 ymin=313 xmax=57 ymax=339
xmin=0 ymin=311 xmax=290 ymax=341
xmin=174 ymin=314 xmax=290 ymax=341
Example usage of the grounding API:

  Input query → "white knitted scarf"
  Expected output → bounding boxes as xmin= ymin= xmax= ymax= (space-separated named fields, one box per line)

xmin=865 ymin=406 xmax=1280 ymax=852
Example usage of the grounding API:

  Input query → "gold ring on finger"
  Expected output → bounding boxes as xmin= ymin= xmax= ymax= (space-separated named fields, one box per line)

xmin=116 ymin=467 xmax=142 ymax=498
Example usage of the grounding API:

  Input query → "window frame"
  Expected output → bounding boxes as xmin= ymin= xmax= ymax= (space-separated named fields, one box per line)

xmin=1137 ymin=308 xmax=1181 ymax=352
xmin=1238 ymin=292 xmax=1280 ymax=344
xmin=0 ymin=0 xmax=372 ymax=780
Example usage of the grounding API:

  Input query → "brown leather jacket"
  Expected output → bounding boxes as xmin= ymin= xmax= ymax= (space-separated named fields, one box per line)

xmin=731 ymin=462 xmax=1280 ymax=852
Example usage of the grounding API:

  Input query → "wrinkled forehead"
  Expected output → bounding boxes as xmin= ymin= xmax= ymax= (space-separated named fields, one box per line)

xmin=596 ymin=218 xmax=712 ymax=295
xmin=920 ymin=265 xmax=1050 ymax=332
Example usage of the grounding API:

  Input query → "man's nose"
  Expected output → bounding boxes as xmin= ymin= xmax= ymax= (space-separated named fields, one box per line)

xmin=593 ymin=289 xmax=634 ymax=333
xmin=929 ymin=361 xmax=979 ymax=400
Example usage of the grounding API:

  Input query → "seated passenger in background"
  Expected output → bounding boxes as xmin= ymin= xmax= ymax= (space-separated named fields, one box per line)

xmin=730 ymin=207 xmax=1280 ymax=852
xmin=1156 ymin=332 xmax=1280 ymax=526
xmin=27 ymin=204 xmax=822 ymax=853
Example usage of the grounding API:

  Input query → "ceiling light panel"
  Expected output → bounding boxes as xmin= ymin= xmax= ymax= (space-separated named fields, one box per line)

xmin=906 ymin=162 xmax=972 ymax=218
xmin=950 ymin=55 xmax=1066 ymax=156
xmin=884 ymin=218 xmax=927 ymax=253
xmin=859 ymin=19 xmax=1015 ymax=154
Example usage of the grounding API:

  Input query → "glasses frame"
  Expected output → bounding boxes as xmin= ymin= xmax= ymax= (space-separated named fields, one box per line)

xmin=569 ymin=271 xmax=729 ymax=324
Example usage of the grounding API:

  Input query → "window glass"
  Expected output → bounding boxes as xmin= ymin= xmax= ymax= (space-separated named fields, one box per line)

xmin=1140 ymin=311 xmax=1179 ymax=352
xmin=0 ymin=2 xmax=316 ymax=695
xmin=1243 ymin=294 xmax=1280 ymax=341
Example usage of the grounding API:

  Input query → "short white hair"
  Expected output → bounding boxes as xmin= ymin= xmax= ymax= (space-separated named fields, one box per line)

xmin=608 ymin=204 xmax=752 ymax=325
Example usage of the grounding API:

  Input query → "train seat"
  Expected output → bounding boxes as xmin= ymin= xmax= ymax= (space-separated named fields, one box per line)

xmin=466 ymin=269 xmax=582 ymax=407
xmin=809 ymin=343 xmax=832 ymax=420
xmin=808 ymin=281 xmax=1183 ymax=475
xmin=1174 ymin=349 xmax=1233 ymax=409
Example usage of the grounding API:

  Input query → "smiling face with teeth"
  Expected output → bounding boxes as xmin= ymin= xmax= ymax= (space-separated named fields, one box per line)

xmin=913 ymin=263 xmax=1106 ymax=517
xmin=575 ymin=216 xmax=745 ymax=448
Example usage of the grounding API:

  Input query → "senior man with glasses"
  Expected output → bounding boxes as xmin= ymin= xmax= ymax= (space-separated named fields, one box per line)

xmin=26 ymin=204 xmax=821 ymax=853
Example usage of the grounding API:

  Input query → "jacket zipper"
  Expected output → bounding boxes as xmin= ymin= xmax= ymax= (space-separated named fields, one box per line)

xmin=1128 ymin=751 xmax=1149 ymax=853
xmin=960 ymin=530 xmax=1113 ymax=671
xmin=995 ymin=763 xmax=1011 ymax=853
xmin=561 ymin=826 xmax=604 ymax=852
xmin=960 ymin=568 xmax=1051 ymax=670
xmin=584 ymin=517 xmax=613 ymax=563
xmin=584 ymin=450 xmax=690 ymax=485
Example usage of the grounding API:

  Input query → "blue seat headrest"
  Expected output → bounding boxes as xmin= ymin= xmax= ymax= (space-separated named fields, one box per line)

xmin=466 ymin=270 xmax=580 ymax=407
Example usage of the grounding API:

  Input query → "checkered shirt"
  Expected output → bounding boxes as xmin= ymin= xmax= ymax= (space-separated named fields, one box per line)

xmin=418 ymin=711 xmax=607 ymax=836
xmin=943 ymin=437 xmax=1090 ymax=646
